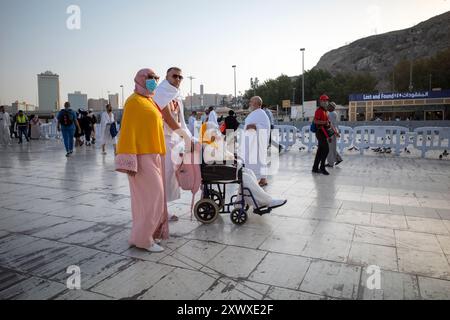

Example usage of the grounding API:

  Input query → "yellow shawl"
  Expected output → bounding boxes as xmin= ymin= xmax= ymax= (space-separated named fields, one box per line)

xmin=116 ymin=93 xmax=166 ymax=155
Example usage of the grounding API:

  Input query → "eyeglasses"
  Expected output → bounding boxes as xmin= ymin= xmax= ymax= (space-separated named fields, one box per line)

xmin=148 ymin=75 xmax=160 ymax=81
xmin=172 ymin=75 xmax=184 ymax=80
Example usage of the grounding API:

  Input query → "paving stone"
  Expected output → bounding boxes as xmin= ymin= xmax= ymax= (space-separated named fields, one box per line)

xmin=54 ymin=289 xmax=114 ymax=300
xmin=405 ymin=217 xmax=449 ymax=235
xmin=265 ymin=287 xmax=328 ymax=300
xmin=31 ymin=220 xmax=97 ymax=240
xmin=199 ymin=278 xmax=269 ymax=300
xmin=0 ymin=268 xmax=29 ymax=292
xmin=359 ymin=268 xmax=420 ymax=300
xmin=354 ymin=226 xmax=396 ymax=247
xmin=395 ymin=230 xmax=442 ymax=253
xmin=371 ymin=213 xmax=408 ymax=229
xmin=139 ymin=268 xmax=217 ymax=300
xmin=50 ymin=251 xmax=135 ymax=289
xmin=301 ymin=236 xmax=352 ymax=263
xmin=418 ymin=277 xmax=450 ymax=300
xmin=248 ymin=253 xmax=311 ymax=289
xmin=0 ymin=276 xmax=67 ymax=300
xmin=299 ymin=260 xmax=361 ymax=299
xmin=91 ymin=261 xmax=174 ymax=299
xmin=205 ymin=246 xmax=267 ymax=278
xmin=397 ymin=248 xmax=450 ymax=280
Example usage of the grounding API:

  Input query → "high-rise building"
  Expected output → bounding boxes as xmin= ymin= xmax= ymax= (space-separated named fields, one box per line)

xmin=108 ymin=93 xmax=119 ymax=109
xmin=183 ymin=93 xmax=232 ymax=110
xmin=38 ymin=71 xmax=60 ymax=112
xmin=11 ymin=101 xmax=38 ymax=113
xmin=68 ymin=91 xmax=88 ymax=110
xmin=88 ymin=98 xmax=109 ymax=112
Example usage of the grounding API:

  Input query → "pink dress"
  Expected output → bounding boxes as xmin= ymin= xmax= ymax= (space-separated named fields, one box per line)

xmin=116 ymin=154 xmax=169 ymax=249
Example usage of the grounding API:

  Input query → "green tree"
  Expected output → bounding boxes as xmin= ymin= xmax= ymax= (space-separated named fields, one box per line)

xmin=390 ymin=48 xmax=450 ymax=91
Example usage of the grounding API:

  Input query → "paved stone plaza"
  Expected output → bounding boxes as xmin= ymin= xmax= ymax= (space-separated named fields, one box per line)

xmin=1 ymin=140 xmax=450 ymax=300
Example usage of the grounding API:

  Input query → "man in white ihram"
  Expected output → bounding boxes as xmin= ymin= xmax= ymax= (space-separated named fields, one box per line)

xmin=0 ymin=106 xmax=12 ymax=145
xmin=242 ymin=96 xmax=271 ymax=187
xmin=207 ymin=106 xmax=219 ymax=127
xmin=203 ymin=125 xmax=287 ymax=211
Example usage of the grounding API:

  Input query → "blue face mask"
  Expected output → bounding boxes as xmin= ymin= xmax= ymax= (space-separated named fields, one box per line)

xmin=145 ymin=79 xmax=158 ymax=93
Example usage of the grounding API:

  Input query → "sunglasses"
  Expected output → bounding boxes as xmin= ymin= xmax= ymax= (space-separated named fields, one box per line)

xmin=172 ymin=74 xmax=184 ymax=80
xmin=148 ymin=75 xmax=160 ymax=81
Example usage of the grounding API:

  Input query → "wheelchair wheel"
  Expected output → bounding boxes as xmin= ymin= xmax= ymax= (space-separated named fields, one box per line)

xmin=207 ymin=190 xmax=224 ymax=210
xmin=194 ymin=199 xmax=219 ymax=224
xmin=230 ymin=208 xmax=248 ymax=225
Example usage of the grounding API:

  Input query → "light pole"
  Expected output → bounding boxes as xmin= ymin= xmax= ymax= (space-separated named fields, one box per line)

xmin=120 ymin=85 xmax=124 ymax=108
xmin=408 ymin=28 xmax=421 ymax=92
xmin=188 ymin=76 xmax=195 ymax=111
xmin=232 ymin=65 xmax=237 ymax=109
xmin=107 ymin=91 xmax=111 ymax=104
xmin=300 ymin=48 xmax=305 ymax=120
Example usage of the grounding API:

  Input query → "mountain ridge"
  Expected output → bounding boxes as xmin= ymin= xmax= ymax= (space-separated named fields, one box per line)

xmin=314 ymin=11 xmax=450 ymax=91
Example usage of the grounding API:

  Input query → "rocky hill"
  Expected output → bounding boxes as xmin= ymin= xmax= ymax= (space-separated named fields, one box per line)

xmin=314 ymin=11 xmax=450 ymax=91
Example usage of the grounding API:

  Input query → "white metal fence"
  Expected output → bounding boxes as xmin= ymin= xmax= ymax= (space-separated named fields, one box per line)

xmin=277 ymin=125 xmax=450 ymax=158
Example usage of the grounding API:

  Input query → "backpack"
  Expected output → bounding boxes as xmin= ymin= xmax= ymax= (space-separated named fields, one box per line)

xmin=310 ymin=122 xmax=317 ymax=133
xmin=176 ymin=143 xmax=202 ymax=219
xmin=110 ymin=122 xmax=118 ymax=138
xmin=220 ymin=122 xmax=226 ymax=135
xmin=59 ymin=110 xmax=73 ymax=126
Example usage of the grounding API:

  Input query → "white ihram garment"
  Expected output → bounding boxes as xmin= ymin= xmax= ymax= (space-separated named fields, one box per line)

xmin=155 ymin=80 xmax=192 ymax=203
xmin=0 ymin=112 xmax=11 ymax=145
xmin=211 ymin=148 xmax=272 ymax=208
xmin=99 ymin=112 xmax=117 ymax=146
xmin=241 ymin=108 xmax=270 ymax=179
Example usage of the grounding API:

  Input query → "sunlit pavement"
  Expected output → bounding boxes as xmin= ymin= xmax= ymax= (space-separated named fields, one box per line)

xmin=1 ymin=139 xmax=450 ymax=300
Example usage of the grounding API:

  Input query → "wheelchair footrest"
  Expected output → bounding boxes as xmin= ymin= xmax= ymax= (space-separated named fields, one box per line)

xmin=253 ymin=207 xmax=272 ymax=216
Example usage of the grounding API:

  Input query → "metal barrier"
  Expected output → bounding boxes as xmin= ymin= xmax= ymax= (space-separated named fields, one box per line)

xmin=353 ymin=126 xmax=409 ymax=155
xmin=336 ymin=125 xmax=354 ymax=153
xmin=300 ymin=125 xmax=317 ymax=152
xmin=299 ymin=125 xmax=450 ymax=158
xmin=274 ymin=125 xmax=298 ymax=150
xmin=40 ymin=123 xmax=60 ymax=139
xmin=413 ymin=127 xmax=450 ymax=158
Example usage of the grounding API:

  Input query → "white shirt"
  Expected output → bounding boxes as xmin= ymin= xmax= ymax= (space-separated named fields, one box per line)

xmin=241 ymin=108 xmax=271 ymax=178
xmin=245 ymin=108 xmax=270 ymax=132
xmin=208 ymin=110 xmax=218 ymax=126
xmin=188 ymin=116 xmax=196 ymax=134
xmin=0 ymin=112 xmax=11 ymax=128
xmin=328 ymin=111 xmax=338 ymax=127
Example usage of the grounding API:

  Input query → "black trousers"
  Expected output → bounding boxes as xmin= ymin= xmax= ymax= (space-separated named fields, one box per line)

xmin=17 ymin=126 xmax=29 ymax=143
xmin=313 ymin=130 xmax=329 ymax=171
xmin=84 ymin=128 xmax=92 ymax=143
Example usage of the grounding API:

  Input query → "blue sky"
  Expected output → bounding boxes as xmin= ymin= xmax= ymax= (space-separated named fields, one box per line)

xmin=0 ymin=0 xmax=449 ymax=105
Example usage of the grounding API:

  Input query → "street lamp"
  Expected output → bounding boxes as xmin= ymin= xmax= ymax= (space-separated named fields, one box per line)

xmin=300 ymin=48 xmax=305 ymax=120
xmin=408 ymin=28 xmax=421 ymax=92
xmin=120 ymin=85 xmax=124 ymax=108
xmin=188 ymin=76 xmax=195 ymax=111
xmin=232 ymin=65 xmax=237 ymax=109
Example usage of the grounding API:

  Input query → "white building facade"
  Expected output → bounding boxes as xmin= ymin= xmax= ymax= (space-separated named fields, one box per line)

xmin=38 ymin=71 xmax=60 ymax=112
xmin=68 ymin=91 xmax=88 ymax=110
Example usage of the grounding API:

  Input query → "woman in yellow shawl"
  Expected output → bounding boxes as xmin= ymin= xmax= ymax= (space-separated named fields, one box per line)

xmin=115 ymin=68 xmax=177 ymax=253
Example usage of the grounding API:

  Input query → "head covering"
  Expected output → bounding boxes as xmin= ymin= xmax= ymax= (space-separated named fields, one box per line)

xmin=319 ymin=94 xmax=330 ymax=101
xmin=134 ymin=68 xmax=155 ymax=98
xmin=153 ymin=79 xmax=179 ymax=109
